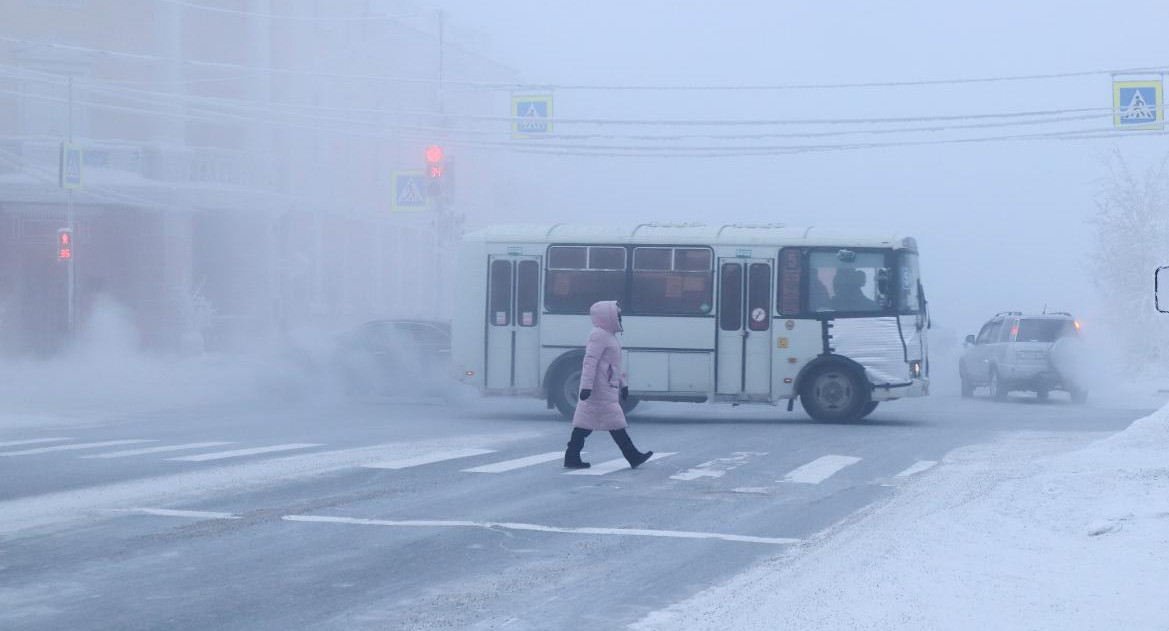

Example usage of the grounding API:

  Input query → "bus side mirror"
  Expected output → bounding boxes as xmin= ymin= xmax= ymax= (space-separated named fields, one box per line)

xmin=1157 ymin=267 xmax=1169 ymax=313
xmin=965 ymin=334 xmax=976 ymax=345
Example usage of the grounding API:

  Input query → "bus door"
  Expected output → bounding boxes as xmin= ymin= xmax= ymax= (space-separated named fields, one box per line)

xmin=486 ymin=256 xmax=542 ymax=391
xmin=716 ymin=259 xmax=774 ymax=396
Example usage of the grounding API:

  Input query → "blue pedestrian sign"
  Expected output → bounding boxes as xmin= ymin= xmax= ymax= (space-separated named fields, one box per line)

xmin=1113 ymin=80 xmax=1164 ymax=130
xmin=512 ymin=94 xmax=553 ymax=138
xmin=391 ymin=170 xmax=428 ymax=212
xmin=59 ymin=142 xmax=83 ymax=190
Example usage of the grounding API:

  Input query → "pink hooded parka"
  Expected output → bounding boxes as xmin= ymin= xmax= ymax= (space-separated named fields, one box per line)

xmin=571 ymin=300 xmax=629 ymax=431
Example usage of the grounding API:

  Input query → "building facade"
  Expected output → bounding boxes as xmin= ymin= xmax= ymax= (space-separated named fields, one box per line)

xmin=0 ymin=0 xmax=515 ymax=356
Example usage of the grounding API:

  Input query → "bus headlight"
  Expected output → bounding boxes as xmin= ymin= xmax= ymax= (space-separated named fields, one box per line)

xmin=910 ymin=360 xmax=922 ymax=378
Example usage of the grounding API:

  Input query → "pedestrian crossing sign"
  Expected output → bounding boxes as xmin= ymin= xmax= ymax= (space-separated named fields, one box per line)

xmin=1113 ymin=80 xmax=1164 ymax=130
xmin=391 ymin=170 xmax=428 ymax=212
xmin=60 ymin=142 xmax=83 ymax=190
xmin=511 ymin=94 xmax=553 ymax=138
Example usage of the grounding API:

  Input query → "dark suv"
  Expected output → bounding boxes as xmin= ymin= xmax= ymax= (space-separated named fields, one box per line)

xmin=959 ymin=312 xmax=1087 ymax=403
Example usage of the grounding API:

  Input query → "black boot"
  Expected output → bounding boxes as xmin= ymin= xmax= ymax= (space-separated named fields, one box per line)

xmin=564 ymin=427 xmax=592 ymax=469
xmin=610 ymin=429 xmax=653 ymax=469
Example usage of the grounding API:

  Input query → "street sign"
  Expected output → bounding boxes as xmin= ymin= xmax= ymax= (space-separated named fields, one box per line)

xmin=511 ymin=94 xmax=553 ymax=138
xmin=60 ymin=142 xmax=83 ymax=190
xmin=1113 ymin=80 xmax=1164 ymax=130
xmin=391 ymin=170 xmax=428 ymax=212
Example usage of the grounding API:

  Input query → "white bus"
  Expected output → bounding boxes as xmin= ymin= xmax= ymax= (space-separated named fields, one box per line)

xmin=451 ymin=224 xmax=929 ymax=421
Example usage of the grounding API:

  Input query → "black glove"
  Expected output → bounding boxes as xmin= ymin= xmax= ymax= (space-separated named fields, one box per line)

xmin=579 ymin=389 xmax=591 ymax=401
xmin=620 ymin=386 xmax=629 ymax=401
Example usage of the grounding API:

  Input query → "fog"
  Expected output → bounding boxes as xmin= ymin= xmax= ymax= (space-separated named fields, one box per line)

xmin=2 ymin=0 xmax=1169 ymax=408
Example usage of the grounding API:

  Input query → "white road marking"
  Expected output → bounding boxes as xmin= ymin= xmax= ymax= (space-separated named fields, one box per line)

xmin=0 ymin=439 xmax=156 ymax=457
xmin=0 ymin=434 xmax=536 ymax=538
xmin=565 ymin=452 xmax=676 ymax=476
xmin=362 ymin=448 xmax=496 ymax=470
xmin=462 ymin=451 xmax=563 ymax=473
xmin=168 ymin=444 xmax=322 ymax=462
xmin=671 ymin=452 xmax=767 ymax=481
xmin=0 ymin=438 xmax=72 ymax=448
xmin=782 ymin=455 xmax=862 ymax=484
xmin=83 ymin=442 xmax=236 ymax=459
xmin=894 ymin=460 xmax=938 ymax=478
xmin=115 ymin=508 xmax=239 ymax=520
xmin=283 ymin=515 xmax=799 ymax=545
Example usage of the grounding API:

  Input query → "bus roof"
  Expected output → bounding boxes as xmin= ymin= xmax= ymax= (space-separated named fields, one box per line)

xmin=463 ymin=223 xmax=916 ymax=250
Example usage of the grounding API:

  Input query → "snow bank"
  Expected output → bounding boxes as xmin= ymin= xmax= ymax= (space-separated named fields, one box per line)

xmin=633 ymin=407 xmax=1169 ymax=631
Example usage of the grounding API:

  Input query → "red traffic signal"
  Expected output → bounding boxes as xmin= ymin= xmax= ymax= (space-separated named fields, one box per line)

xmin=57 ymin=228 xmax=73 ymax=261
xmin=425 ymin=145 xmax=444 ymax=165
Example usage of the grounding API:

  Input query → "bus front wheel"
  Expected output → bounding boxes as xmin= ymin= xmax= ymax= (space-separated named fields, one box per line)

xmin=799 ymin=363 xmax=871 ymax=422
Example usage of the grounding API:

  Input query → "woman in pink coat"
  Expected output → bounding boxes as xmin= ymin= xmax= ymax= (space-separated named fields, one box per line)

xmin=563 ymin=300 xmax=654 ymax=469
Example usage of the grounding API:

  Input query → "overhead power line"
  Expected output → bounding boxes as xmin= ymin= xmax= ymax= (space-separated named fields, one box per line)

xmin=0 ymin=63 xmax=1121 ymax=130
xmin=1 ymin=35 xmax=1165 ymax=92
xmin=153 ymin=0 xmax=420 ymax=21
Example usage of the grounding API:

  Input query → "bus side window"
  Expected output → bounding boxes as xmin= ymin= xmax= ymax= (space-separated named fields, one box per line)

xmin=720 ymin=263 xmax=743 ymax=331
xmin=545 ymin=245 xmax=627 ymax=313
xmin=516 ymin=260 xmax=540 ymax=327
xmin=489 ymin=259 xmax=512 ymax=326
xmin=778 ymin=248 xmax=803 ymax=316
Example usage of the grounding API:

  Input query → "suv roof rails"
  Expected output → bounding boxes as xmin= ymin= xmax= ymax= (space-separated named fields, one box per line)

xmin=995 ymin=311 xmax=1023 ymax=317
xmin=1047 ymin=311 xmax=1073 ymax=317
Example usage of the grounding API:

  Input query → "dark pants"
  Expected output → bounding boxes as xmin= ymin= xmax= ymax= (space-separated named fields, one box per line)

xmin=566 ymin=427 xmax=644 ymax=462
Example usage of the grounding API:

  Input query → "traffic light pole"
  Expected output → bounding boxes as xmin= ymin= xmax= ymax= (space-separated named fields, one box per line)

xmin=65 ymin=76 xmax=75 ymax=341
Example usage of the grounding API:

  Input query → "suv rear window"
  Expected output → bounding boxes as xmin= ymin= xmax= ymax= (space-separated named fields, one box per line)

xmin=1016 ymin=319 xmax=1076 ymax=342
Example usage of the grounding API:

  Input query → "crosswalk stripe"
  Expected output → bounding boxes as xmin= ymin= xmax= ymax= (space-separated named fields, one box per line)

xmin=168 ymin=444 xmax=322 ymax=462
xmin=82 ymin=442 xmax=236 ymax=459
xmin=462 ymin=451 xmax=563 ymax=473
xmin=0 ymin=439 xmax=155 ymax=457
xmin=115 ymin=508 xmax=239 ymax=520
xmin=671 ymin=452 xmax=767 ymax=481
xmin=362 ymin=448 xmax=496 ymax=470
xmin=564 ymin=452 xmax=676 ymax=476
xmin=894 ymin=460 xmax=938 ymax=478
xmin=0 ymin=438 xmax=72 ymax=448
xmin=782 ymin=455 xmax=861 ymax=484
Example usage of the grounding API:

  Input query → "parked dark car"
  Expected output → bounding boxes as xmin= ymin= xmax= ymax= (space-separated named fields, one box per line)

xmin=333 ymin=320 xmax=453 ymax=398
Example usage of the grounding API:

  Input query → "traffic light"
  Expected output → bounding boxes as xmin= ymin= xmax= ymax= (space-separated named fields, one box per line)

xmin=425 ymin=145 xmax=444 ymax=179
xmin=425 ymin=145 xmax=445 ymax=199
xmin=57 ymin=228 xmax=73 ymax=261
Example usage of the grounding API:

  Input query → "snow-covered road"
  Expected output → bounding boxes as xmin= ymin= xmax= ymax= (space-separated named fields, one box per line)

xmin=0 ymin=391 xmax=1157 ymax=630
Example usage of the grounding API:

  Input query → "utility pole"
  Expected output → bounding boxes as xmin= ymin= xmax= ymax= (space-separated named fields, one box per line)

xmin=65 ymin=76 xmax=75 ymax=341
xmin=433 ymin=9 xmax=446 ymax=318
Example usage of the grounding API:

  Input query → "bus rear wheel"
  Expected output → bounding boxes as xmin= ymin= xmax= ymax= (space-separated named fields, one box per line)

xmin=550 ymin=366 xmax=583 ymax=420
xmin=548 ymin=366 xmax=640 ymax=419
xmin=800 ymin=363 xmax=871 ymax=422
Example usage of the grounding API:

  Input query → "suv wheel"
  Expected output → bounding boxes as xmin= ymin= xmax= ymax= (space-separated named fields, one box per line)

xmin=988 ymin=369 xmax=1008 ymax=401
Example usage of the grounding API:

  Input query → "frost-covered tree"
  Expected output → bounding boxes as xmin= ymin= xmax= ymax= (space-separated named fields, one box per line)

xmin=1089 ymin=151 xmax=1169 ymax=366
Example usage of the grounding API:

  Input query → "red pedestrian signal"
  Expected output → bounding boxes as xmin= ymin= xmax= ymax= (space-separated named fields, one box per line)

xmin=57 ymin=228 xmax=73 ymax=261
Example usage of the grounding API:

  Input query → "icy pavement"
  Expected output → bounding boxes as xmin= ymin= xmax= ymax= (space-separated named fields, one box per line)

xmin=633 ymin=404 xmax=1169 ymax=631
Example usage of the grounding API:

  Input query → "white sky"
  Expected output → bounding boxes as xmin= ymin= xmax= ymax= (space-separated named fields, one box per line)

xmin=413 ymin=0 xmax=1169 ymax=337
